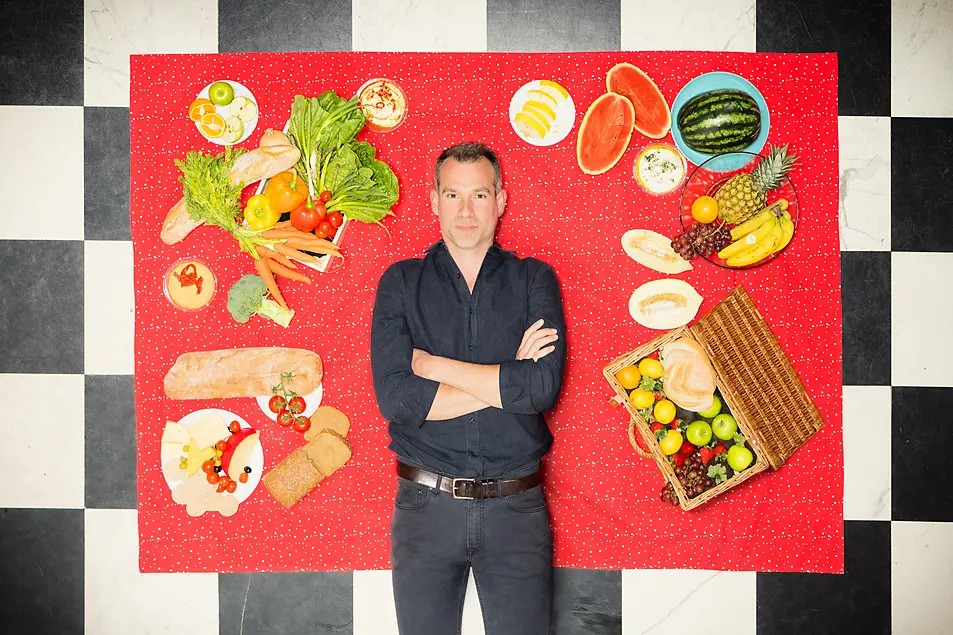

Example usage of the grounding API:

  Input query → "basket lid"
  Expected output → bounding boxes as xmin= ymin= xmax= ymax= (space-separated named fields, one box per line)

xmin=688 ymin=286 xmax=824 ymax=470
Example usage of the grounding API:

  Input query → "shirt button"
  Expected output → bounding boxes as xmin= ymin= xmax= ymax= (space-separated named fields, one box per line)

xmin=468 ymin=417 xmax=475 ymax=424
xmin=468 ymin=345 xmax=473 ymax=351
xmin=469 ymin=450 xmax=479 ymax=457
xmin=456 ymin=273 xmax=461 ymax=279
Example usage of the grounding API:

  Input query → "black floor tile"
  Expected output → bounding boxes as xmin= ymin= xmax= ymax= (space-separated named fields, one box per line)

xmin=757 ymin=521 xmax=890 ymax=635
xmin=0 ymin=0 xmax=84 ymax=106
xmin=219 ymin=0 xmax=352 ymax=53
xmin=0 ymin=241 xmax=83 ymax=374
xmin=85 ymin=107 xmax=131 ymax=241
xmin=891 ymin=117 xmax=953 ymax=252
xmin=85 ymin=375 xmax=137 ymax=509
xmin=552 ymin=568 xmax=622 ymax=635
xmin=488 ymin=0 xmax=621 ymax=51
xmin=841 ymin=251 xmax=890 ymax=385
xmin=755 ymin=0 xmax=890 ymax=116
xmin=892 ymin=386 xmax=953 ymax=522
xmin=219 ymin=572 xmax=352 ymax=635
xmin=0 ymin=508 xmax=84 ymax=633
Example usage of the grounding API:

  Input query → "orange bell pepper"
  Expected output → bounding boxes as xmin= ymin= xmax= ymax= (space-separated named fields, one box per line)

xmin=264 ymin=171 xmax=309 ymax=214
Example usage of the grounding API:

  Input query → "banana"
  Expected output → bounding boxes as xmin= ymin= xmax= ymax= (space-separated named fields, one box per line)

xmin=771 ymin=216 xmax=795 ymax=254
xmin=729 ymin=199 xmax=787 ymax=241
xmin=719 ymin=217 xmax=777 ymax=260
xmin=726 ymin=222 xmax=783 ymax=267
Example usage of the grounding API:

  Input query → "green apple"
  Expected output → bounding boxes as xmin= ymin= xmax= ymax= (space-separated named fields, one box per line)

xmin=712 ymin=414 xmax=738 ymax=441
xmin=685 ymin=421 xmax=712 ymax=447
xmin=208 ymin=81 xmax=235 ymax=106
xmin=697 ymin=395 xmax=721 ymax=419
xmin=727 ymin=444 xmax=753 ymax=471
xmin=222 ymin=116 xmax=243 ymax=144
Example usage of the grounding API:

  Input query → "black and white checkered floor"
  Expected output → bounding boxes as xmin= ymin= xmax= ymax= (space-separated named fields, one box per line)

xmin=1 ymin=1 xmax=951 ymax=633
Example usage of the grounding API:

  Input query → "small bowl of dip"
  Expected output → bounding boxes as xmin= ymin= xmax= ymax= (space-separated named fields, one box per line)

xmin=163 ymin=259 xmax=216 ymax=311
xmin=633 ymin=144 xmax=687 ymax=196
xmin=357 ymin=78 xmax=408 ymax=133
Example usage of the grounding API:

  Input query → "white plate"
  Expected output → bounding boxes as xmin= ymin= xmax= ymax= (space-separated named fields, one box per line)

xmin=256 ymin=383 xmax=324 ymax=422
xmin=508 ymin=80 xmax=576 ymax=147
xmin=161 ymin=408 xmax=264 ymax=504
xmin=194 ymin=80 xmax=259 ymax=146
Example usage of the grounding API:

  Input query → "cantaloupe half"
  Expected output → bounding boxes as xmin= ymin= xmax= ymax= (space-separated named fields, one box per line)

xmin=606 ymin=63 xmax=672 ymax=139
xmin=576 ymin=92 xmax=636 ymax=175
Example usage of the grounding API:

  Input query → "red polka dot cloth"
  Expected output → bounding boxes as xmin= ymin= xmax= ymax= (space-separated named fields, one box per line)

xmin=130 ymin=52 xmax=842 ymax=574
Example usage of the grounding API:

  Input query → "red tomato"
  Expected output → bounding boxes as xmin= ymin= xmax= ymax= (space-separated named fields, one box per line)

xmin=277 ymin=409 xmax=294 ymax=427
xmin=290 ymin=202 xmax=321 ymax=232
xmin=288 ymin=396 xmax=306 ymax=415
xmin=320 ymin=190 xmax=332 ymax=202
xmin=201 ymin=459 xmax=216 ymax=474
xmin=239 ymin=472 xmax=249 ymax=484
xmin=328 ymin=225 xmax=338 ymax=239
xmin=215 ymin=440 xmax=228 ymax=452
xmin=216 ymin=481 xmax=228 ymax=493
xmin=314 ymin=224 xmax=329 ymax=239
xmin=293 ymin=416 xmax=311 ymax=434
xmin=207 ymin=472 xmax=220 ymax=485
xmin=327 ymin=211 xmax=344 ymax=228
xmin=225 ymin=480 xmax=238 ymax=494
xmin=268 ymin=395 xmax=286 ymax=413
xmin=228 ymin=421 xmax=241 ymax=434
xmin=314 ymin=201 xmax=327 ymax=215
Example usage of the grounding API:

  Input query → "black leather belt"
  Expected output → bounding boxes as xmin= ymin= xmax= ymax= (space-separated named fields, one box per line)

xmin=397 ymin=461 xmax=543 ymax=500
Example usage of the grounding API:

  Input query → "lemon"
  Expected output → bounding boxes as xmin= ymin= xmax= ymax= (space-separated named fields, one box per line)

xmin=524 ymin=99 xmax=556 ymax=120
xmin=659 ymin=430 xmax=682 ymax=455
xmin=529 ymin=88 xmax=560 ymax=107
xmin=540 ymin=80 xmax=569 ymax=99
xmin=514 ymin=112 xmax=548 ymax=138
xmin=615 ymin=365 xmax=641 ymax=390
xmin=654 ymin=399 xmax=676 ymax=424
xmin=629 ymin=389 xmax=655 ymax=409
xmin=638 ymin=357 xmax=664 ymax=379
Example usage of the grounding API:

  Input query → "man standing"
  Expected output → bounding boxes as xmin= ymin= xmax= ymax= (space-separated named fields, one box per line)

xmin=371 ymin=142 xmax=567 ymax=634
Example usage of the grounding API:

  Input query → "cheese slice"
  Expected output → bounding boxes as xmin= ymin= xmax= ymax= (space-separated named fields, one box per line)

xmin=161 ymin=420 xmax=190 ymax=445
xmin=188 ymin=413 xmax=227 ymax=450
xmin=186 ymin=436 xmax=216 ymax=476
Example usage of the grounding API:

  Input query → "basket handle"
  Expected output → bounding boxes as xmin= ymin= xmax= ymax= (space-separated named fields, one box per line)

xmin=627 ymin=417 xmax=653 ymax=460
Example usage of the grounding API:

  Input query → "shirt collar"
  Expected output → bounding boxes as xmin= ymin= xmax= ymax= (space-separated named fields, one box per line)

xmin=424 ymin=240 xmax=515 ymax=256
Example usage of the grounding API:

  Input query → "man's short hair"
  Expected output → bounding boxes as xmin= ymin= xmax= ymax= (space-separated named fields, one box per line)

xmin=434 ymin=142 xmax=503 ymax=194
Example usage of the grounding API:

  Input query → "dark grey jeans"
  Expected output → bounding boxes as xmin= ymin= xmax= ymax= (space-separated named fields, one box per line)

xmin=391 ymin=476 xmax=553 ymax=635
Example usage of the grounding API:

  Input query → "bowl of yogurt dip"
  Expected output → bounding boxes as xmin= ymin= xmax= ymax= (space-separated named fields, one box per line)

xmin=357 ymin=78 xmax=408 ymax=132
xmin=633 ymin=144 xmax=687 ymax=196
xmin=163 ymin=259 xmax=216 ymax=312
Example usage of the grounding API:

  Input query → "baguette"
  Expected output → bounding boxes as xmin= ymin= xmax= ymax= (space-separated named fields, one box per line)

xmin=163 ymin=347 xmax=322 ymax=400
xmin=160 ymin=144 xmax=302 ymax=245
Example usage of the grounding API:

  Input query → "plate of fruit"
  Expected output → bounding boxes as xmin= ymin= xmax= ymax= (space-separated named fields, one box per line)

xmin=673 ymin=146 xmax=799 ymax=269
xmin=189 ymin=80 xmax=260 ymax=145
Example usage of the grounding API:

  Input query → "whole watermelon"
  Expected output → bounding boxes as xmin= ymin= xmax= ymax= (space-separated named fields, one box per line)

xmin=677 ymin=90 xmax=761 ymax=155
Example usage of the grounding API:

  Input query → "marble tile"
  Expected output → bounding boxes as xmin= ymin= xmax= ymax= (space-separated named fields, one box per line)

xmin=621 ymin=0 xmax=756 ymax=52
xmin=891 ymin=0 xmax=953 ymax=117
xmin=756 ymin=521 xmax=889 ymax=634
xmin=843 ymin=385 xmax=891 ymax=521
xmin=0 ymin=106 xmax=84 ymax=240
xmin=84 ymin=241 xmax=134 ymax=376
xmin=353 ymin=0 xmax=486 ymax=52
xmin=839 ymin=116 xmax=891 ymax=251
xmin=892 ymin=521 xmax=953 ymax=635
xmin=487 ymin=0 xmax=621 ymax=52
xmin=0 ymin=240 xmax=85 ymax=374
xmin=623 ymin=569 xmax=755 ymax=634
xmin=553 ymin=568 xmax=621 ymax=634
xmin=0 ymin=374 xmax=85 ymax=509
xmin=891 ymin=252 xmax=953 ymax=387
xmin=892 ymin=386 xmax=953 ymax=523
xmin=85 ymin=375 xmax=137 ymax=509
xmin=0 ymin=0 xmax=83 ymax=105
xmin=841 ymin=251 xmax=891 ymax=386
xmin=85 ymin=509 xmax=218 ymax=634
xmin=84 ymin=0 xmax=218 ymax=107
xmin=891 ymin=117 xmax=953 ymax=252
xmin=85 ymin=107 xmax=132 ymax=241
xmin=0 ymin=508 xmax=85 ymax=633
xmin=219 ymin=0 xmax=351 ymax=53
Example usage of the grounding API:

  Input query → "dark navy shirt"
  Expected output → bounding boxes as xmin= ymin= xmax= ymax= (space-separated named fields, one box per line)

xmin=370 ymin=241 xmax=567 ymax=478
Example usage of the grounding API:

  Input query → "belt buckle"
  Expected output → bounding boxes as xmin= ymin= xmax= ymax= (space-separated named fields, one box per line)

xmin=451 ymin=478 xmax=475 ymax=500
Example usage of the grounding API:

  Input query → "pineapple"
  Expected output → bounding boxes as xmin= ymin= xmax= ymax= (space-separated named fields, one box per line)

xmin=715 ymin=145 xmax=798 ymax=224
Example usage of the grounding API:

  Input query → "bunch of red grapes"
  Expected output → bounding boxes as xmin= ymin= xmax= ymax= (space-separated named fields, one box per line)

xmin=671 ymin=221 xmax=732 ymax=260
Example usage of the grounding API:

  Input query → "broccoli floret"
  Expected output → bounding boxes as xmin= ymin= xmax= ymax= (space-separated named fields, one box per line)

xmin=227 ymin=274 xmax=294 ymax=327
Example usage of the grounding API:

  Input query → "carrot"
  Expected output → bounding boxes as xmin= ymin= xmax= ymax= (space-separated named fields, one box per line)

xmin=255 ymin=244 xmax=298 ymax=270
xmin=274 ymin=242 xmax=318 ymax=263
xmin=285 ymin=239 xmax=343 ymax=256
xmin=274 ymin=220 xmax=294 ymax=230
xmin=283 ymin=236 xmax=341 ymax=252
xmin=268 ymin=259 xmax=312 ymax=284
xmin=255 ymin=258 xmax=289 ymax=310
xmin=261 ymin=228 xmax=311 ymax=240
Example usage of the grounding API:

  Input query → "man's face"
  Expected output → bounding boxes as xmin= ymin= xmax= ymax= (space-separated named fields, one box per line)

xmin=430 ymin=157 xmax=507 ymax=252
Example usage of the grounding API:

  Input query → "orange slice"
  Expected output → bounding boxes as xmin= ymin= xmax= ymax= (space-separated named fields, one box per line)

xmin=188 ymin=98 xmax=215 ymax=122
xmin=199 ymin=112 xmax=226 ymax=138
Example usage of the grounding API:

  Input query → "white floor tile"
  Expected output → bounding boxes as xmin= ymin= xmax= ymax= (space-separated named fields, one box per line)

xmin=892 ymin=521 xmax=953 ymax=635
xmin=892 ymin=0 xmax=953 ymax=117
xmin=891 ymin=252 xmax=953 ymax=387
xmin=0 ymin=106 xmax=84 ymax=241
xmin=84 ymin=0 xmax=218 ymax=107
xmin=352 ymin=0 xmax=487 ymax=52
xmin=0 ymin=374 xmax=84 ymax=508
xmin=84 ymin=508 xmax=218 ymax=634
xmin=622 ymin=569 xmax=756 ymax=635
xmin=84 ymin=240 xmax=135 ymax=375
xmin=461 ymin=571 xmax=486 ymax=635
xmin=839 ymin=116 xmax=891 ymax=251
xmin=621 ymin=0 xmax=756 ymax=52
xmin=843 ymin=386 xmax=891 ymax=521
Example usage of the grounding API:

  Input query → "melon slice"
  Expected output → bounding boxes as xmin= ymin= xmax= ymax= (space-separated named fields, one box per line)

xmin=628 ymin=279 xmax=703 ymax=330
xmin=621 ymin=229 xmax=693 ymax=274
xmin=576 ymin=92 xmax=636 ymax=175
xmin=606 ymin=63 xmax=671 ymax=139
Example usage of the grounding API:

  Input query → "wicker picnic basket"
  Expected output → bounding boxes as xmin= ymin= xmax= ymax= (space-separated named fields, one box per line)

xmin=603 ymin=286 xmax=824 ymax=510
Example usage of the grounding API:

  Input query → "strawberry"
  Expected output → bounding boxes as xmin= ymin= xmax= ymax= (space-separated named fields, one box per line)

xmin=699 ymin=447 xmax=715 ymax=465
xmin=650 ymin=422 xmax=664 ymax=432
xmin=713 ymin=442 xmax=727 ymax=457
xmin=672 ymin=452 xmax=686 ymax=468
xmin=669 ymin=420 xmax=679 ymax=429
xmin=680 ymin=441 xmax=695 ymax=455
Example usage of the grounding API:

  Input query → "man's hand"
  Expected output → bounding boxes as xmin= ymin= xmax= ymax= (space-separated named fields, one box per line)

xmin=516 ymin=319 xmax=559 ymax=362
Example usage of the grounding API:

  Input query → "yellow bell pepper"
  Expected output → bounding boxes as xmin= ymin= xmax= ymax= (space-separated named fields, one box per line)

xmin=243 ymin=194 xmax=280 ymax=230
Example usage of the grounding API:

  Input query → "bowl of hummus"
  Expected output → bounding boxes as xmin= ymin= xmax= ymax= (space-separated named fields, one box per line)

xmin=634 ymin=144 xmax=687 ymax=196
xmin=357 ymin=78 xmax=407 ymax=132
xmin=164 ymin=259 xmax=216 ymax=311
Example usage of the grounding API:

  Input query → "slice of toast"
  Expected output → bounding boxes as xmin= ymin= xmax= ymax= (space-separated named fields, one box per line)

xmin=304 ymin=406 xmax=351 ymax=441
xmin=302 ymin=430 xmax=352 ymax=478
xmin=263 ymin=448 xmax=325 ymax=508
